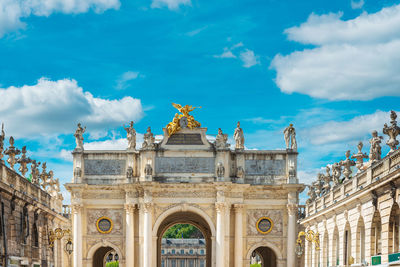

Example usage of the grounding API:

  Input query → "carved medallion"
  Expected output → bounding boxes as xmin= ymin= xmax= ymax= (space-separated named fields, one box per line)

xmin=256 ymin=217 xmax=273 ymax=234
xmin=96 ymin=216 xmax=113 ymax=234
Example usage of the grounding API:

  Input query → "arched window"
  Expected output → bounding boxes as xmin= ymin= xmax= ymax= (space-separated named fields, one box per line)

xmin=32 ymin=223 xmax=38 ymax=247
xmin=371 ymin=210 xmax=382 ymax=256
xmin=356 ymin=217 xmax=365 ymax=264
xmin=389 ymin=203 xmax=400 ymax=254
xmin=343 ymin=222 xmax=351 ymax=266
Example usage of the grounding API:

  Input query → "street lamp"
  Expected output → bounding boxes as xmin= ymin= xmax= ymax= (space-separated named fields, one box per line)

xmin=115 ymin=253 xmax=119 ymax=261
xmin=295 ymin=230 xmax=320 ymax=257
xmin=48 ymin=228 xmax=71 ymax=248
xmin=65 ymin=238 xmax=73 ymax=255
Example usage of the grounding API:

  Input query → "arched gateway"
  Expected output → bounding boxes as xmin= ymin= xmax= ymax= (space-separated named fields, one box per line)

xmin=66 ymin=103 xmax=304 ymax=267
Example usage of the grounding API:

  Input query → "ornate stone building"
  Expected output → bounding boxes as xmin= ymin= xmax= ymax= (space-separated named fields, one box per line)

xmin=0 ymin=127 xmax=70 ymax=267
xmin=301 ymin=111 xmax=400 ymax=267
xmin=66 ymin=103 xmax=304 ymax=267
xmin=161 ymin=238 xmax=206 ymax=267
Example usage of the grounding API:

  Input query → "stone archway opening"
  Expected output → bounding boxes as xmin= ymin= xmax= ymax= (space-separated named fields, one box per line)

xmin=92 ymin=246 xmax=119 ymax=267
xmin=249 ymin=246 xmax=277 ymax=267
xmin=157 ymin=211 xmax=212 ymax=267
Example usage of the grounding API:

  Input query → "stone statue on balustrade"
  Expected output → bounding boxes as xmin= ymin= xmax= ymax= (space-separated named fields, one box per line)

xmin=144 ymin=163 xmax=153 ymax=176
xmin=17 ymin=146 xmax=32 ymax=177
xmin=351 ymin=141 xmax=368 ymax=173
xmin=74 ymin=123 xmax=86 ymax=151
xmin=306 ymin=185 xmax=317 ymax=204
xmin=142 ymin=127 xmax=155 ymax=149
xmin=4 ymin=137 xmax=21 ymax=170
xmin=0 ymin=123 xmax=4 ymax=162
xmin=332 ymin=162 xmax=342 ymax=186
xmin=124 ymin=121 xmax=136 ymax=150
xmin=30 ymin=160 xmax=41 ymax=185
xmin=322 ymin=166 xmax=331 ymax=194
xmin=369 ymin=130 xmax=383 ymax=162
xmin=215 ymin=128 xmax=229 ymax=150
xmin=340 ymin=150 xmax=356 ymax=180
xmin=283 ymin=124 xmax=297 ymax=150
xmin=234 ymin=122 xmax=244 ymax=150
xmin=312 ymin=174 xmax=323 ymax=197
xmin=40 ymin=162 xmax=50 ymax=190
xmin=383 ymin=111 xmax=400 ymax=154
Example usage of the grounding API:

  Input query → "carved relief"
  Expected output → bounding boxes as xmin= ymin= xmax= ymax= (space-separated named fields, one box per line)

xmin=247 ymin=209 xmax=283 ymax=236
xmin=86 ymin=209 xmax=123 ymax=235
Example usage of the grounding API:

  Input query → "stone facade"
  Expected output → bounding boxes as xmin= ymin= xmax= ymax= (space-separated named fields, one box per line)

xmin=161 ymin=238 xmax=206 ymax=267
xmin=66 ymin=110 xmax=304 ymax=267
xmin=301 ymin=111 xmax=400 ymax=267
xmin=0 ymin=131 xmax=70 ymax=267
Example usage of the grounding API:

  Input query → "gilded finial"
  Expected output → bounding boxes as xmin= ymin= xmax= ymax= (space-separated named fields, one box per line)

xmin=166 ymin=103 xmax=202 ymax=136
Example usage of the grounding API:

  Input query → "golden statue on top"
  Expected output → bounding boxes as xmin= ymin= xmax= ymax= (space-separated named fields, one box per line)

xmin=166 ymin=103 xmax=202 ymax=136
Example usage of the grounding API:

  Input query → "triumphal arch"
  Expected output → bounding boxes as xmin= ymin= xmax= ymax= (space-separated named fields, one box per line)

xmin=66 ymin=104 xmax=304 ymax=267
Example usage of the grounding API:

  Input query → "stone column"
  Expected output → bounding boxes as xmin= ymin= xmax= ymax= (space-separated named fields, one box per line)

xmin=287 ymin=203 xmax=298 ymax=267
xmin=143 ymin=203 xmax=153 ymax=267
xmin=234 ymin=204 xmax=244 ymax=267
xmin=72 ymin=204 xmax=82 ymax=267
xmin=215 ymin=203 xmax=226 ymax=267
xmin=125 ymin=204 xmax=135 ymax=267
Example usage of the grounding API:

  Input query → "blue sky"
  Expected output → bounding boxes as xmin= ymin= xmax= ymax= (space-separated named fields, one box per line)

xmin=1 ymin=0 xmax=400 ymax=203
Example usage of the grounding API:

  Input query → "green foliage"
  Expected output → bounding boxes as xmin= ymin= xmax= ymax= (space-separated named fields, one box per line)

xmin=250 ymin=264 xmax=261 ymax=267
xmin=106 ymin=261 xmax=119 ymax=267
xmin=163 ymin=224 xmax=203 ymax=239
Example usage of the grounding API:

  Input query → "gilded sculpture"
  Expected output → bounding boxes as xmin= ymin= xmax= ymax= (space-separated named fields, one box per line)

xmin=166 ymin=103 xmax=201 ymax=136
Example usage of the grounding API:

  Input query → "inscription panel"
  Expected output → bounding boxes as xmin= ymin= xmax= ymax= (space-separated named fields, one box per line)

xmin=84 ymin=160 xmax=126 ymax=175
xmin=245 ymin=159 xmax=286 ymax=176
xmin=166 ymin=134 xmax=204 ymax=145
xmin=155 ymin=157 xmax=214 ymax=173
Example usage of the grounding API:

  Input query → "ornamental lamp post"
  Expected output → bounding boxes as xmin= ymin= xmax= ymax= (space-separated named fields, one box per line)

xmin=65 ymin=238 xmax=73 ymax=255
xmin=295 ymin=230 xmax=320 ymax=257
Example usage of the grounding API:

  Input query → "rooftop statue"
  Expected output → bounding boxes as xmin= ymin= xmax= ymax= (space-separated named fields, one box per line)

xmin=306 ymin=185 xmax=317 ymax=204
xmin=0 ymin=123 xmax=4 ymax=162
xmin=5 ymin=136 xmax=21 ymax=170
xmin=234 ymin=121 xmax=245 ymax=150
xmin=351 ymin=141 xmax=368 ymax=172
xmin=383 ymin=110 xmax=400 ymax=154
xmin=215 ymin=128 xmax=229 ymax=149
xmin=166 ymin=103 xmax=201 ymax=136
xmin=369 ymin=130 xmax=383 ymax=162
xmin=30 ymin=160 xmax=41 ymax=185
xmin=331 ymin=162 xmax=342 ymax=186
xmin=142 ymin=127 xmax=155 ymax=149
xmin=283 ymin=124 xmax=297 ymax=150
xmin=74 ymin=123 xmax=86 ymax=151
xmin=124 ymin=121 xmax=136 ymax=150
xmin=322 ymin=166 xmax=331 ymax=194
xmin=17 ymin=146 xmax=32 ymax=177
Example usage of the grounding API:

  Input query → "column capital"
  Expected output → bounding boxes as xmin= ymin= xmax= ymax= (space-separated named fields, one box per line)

xmin=287 ymin=203 xmax=298 ymax=216
xmin=233 ymin=203 xmax=245 ymax=212
xmin=215 ymin=202 xmax=226 ymax=212
xmin=141 ymin=202 xmax=154 ymax=212
xmin=124 ymin=203 xmax=136 ymax=213
xmin=71 ymin=204 xmax=83 ymax=213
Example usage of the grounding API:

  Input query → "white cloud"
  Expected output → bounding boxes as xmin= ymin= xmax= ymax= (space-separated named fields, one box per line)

xmin=213 ymin=48 xmax=236 ymax=59
xmin=271 ymin=4 xmax=400 ymax=100
xmin=151 ymin=0 xmax=191 ymax=10
xmin=115 ymin=71 xmax=140 ymax=90
xmin=0 ymin=78 xmax=144 ymax=138
xmin=239 ymin=49 xmax=260 ymax=68
xmin=59 ymin=149 xmax=73 ymax=162
xmin=0 ymin=0 xmax=120 ymax=38
xmin=351 ymin=0 xmax=364 ymax=10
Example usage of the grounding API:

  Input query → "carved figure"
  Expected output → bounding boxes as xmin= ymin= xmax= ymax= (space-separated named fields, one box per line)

xmin=40 ymin=162 xmax=50 ymax=190
xmin=215 ymin=128 xmax=229 ymax=149
xmin=74 ymin=167 xmax=82 ymax=180
xmin=217 ymin=162 xmax=225 ymax=178
xmin=30 ymin=160 xmax=41 ymax=185
xmin=124 ymin=121 xmax=136 ymax=150
xmin=126 ymin=166 xmax=133 ymax=179
xmin=237 ymin=166 xmax=244 ymax=179
xmin=312 ymin=174 xmax=323 ymax=197
xmin=0 ymin=123 xmax=4 ymax=162
xmin=332 ymin=162 xmax=342 ymax=186
xmin=4 ymin=136 xmax=21 ymax=170
xmin=351 ymin=141 xmax=368 ymax=172
xmin=17 ymin=146 xmax=32 ymax=177
xmin=340 ymin=150 xmax=356 ymax=180
xmin=74 ymin=123 xmax=86 ymax=150
xmin=283 ymin=124 xmax=297 ymax=150
xmin=166 ymin=103 xmax=201 ymax=136
xmin=142 ymin=127 xmax=155 ymax=149
xmin=306 ymin=185 xmax=317 ymax=204
xmin=233 ymin=121 xmax=245 ymax=150
xmin=383 ymin=111 xmax=400 ymax=153
xmin=369 ymin=130 xmax=383 ymax=162
xmin=144 ymin=163 xmax=152 ymax=176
